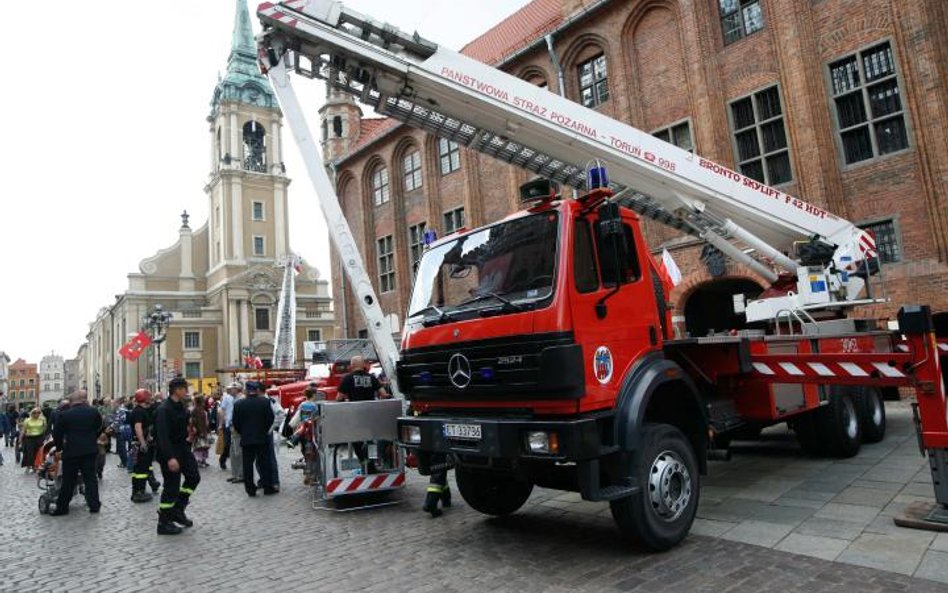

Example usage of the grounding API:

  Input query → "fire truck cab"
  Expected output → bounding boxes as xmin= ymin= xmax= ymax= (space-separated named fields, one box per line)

xmin=398 ymin=181 xmax=706 ymax=550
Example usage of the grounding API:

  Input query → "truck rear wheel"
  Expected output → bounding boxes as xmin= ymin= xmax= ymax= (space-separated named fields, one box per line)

xmin=610 ymin=423 xmax=699 ymax=551
xmin=455 ymin=467 xmax=533 ymax=517
xmin=794 ymin=389 xmax=862 ymax=458
xmin=856 ymin=386 xmax=886 ymax=443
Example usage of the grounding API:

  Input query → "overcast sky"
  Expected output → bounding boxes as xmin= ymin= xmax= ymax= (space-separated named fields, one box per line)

xmin=0 ymin=0 xmax=532 ymax=363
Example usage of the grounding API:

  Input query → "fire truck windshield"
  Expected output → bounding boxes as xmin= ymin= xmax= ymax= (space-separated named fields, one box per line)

xmin=408 ymin=212 xmax=559 ymax=323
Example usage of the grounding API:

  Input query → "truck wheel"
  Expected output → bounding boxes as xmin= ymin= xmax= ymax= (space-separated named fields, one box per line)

xmin=793 ymin=413 xmax=825 ymax=456
xmin=455 ymin=467 xmax=533 ymax=517
xmin=856 ymin=386 xmax=886 ymax=443
xmin=610 ymin=423 xmax=699 ymax=551
xmin=817 ymin=389 xmax=862 ymax=458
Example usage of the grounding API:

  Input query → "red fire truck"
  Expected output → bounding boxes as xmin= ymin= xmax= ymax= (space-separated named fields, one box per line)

xmin=254 ymin=0 xmax=948 ymax=551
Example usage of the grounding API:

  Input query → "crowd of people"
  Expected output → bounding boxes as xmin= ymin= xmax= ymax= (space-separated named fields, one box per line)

xmin=0 ymin=355 xmax=452 ymax=534
xmin=0 ymin=375 xmax=289 ymax=535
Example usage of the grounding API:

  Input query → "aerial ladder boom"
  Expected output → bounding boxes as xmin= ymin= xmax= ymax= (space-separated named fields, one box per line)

xmin=266 ymin=59 xmax=402 ymax=396
xmin=256 ymin=0 xmax=881 ymax=323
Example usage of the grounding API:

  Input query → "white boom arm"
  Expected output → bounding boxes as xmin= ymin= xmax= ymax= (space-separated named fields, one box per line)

xmin=267 ymin=59 xmax=402 ymax=396
xmin=257 ymin=0 xmax=881 ymax=322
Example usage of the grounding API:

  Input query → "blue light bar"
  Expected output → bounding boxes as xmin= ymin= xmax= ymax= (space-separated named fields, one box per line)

xmin=588 ymin=166 xmax=609 ymax=190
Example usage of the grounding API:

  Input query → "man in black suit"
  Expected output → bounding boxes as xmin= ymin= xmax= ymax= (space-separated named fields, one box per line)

xmin=51 ymin=390 xmax=103 ymax=515
xmin=232 ymin=381 xmax=275 ymax=497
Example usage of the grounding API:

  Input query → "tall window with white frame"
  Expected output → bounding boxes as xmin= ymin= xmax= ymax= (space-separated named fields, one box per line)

xmin=443 ymin=208 xmax=465 ymax=234
xmin=408 ymin=222 xmax=427 ymax=277
xmin=578 ymin=54 xmax=608 ymax=108
xmin=377 ymin=235 xmax=395 ymax=293
xmin=253 ymin=236 xmax=265 ymax=256
xmin=184 ymin=331 xmax=201 ymax=350
xmin=828 ymin=41 xmax=909 ymax=165
xmin=307 ymin=329 xmax=322 ymax=343
xmin=653 ymin=121 xmax=694 ymax=153
xmin=438 ymin=139 xmax=461 ymax=175
xmin=859 ymin=219 xmax=901 ymax=264
xmin=729 ymin=86 xmax=792 ymax=185
xmin=372 ymin=165 xmax=390 ymax=206
xmin=252 ymin=201 xmax=265 ymax=221
xmin=719 ymin=0 xmax=764 ymax=45
xmin=403 ymin=151 xmax=422 ymax=191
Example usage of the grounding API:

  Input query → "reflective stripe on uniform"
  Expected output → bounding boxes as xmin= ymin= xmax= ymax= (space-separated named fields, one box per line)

xmin=159 ymin=502 xmax=175 ymax=509
xmin=180 ymin=487 xmax=195 ymax=495
xmin=426 ymin=486 xmax=443 ymax=494
xmin=131 ymin=473 xmax=150 ymax=479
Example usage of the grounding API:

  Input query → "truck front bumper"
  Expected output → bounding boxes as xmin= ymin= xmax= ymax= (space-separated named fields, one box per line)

xmin=397 ymin=413 xmax=612 ymax=463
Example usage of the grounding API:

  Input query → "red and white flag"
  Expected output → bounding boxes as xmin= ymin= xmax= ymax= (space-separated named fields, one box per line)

xmin=118 ymin=331 xmax=153 ymax=361
xmin=658 ymin=249 xmax=682 ymax=288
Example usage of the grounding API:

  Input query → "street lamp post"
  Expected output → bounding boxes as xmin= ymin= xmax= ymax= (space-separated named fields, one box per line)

xmin=143 ymin=304 xmax=173 ymax=392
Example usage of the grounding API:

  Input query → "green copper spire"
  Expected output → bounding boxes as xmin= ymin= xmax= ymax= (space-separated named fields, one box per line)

xmin=231 ymin=0 xmax=257 ymax=59
xmin=211 ymin=0 xmax=277 ymax=115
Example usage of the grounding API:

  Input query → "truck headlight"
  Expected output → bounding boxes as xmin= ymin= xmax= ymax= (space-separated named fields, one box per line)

xmin=526 ymin=431 xmax=559 ymax=454
xmin=401 ymin=425 xmax=421 ymax=445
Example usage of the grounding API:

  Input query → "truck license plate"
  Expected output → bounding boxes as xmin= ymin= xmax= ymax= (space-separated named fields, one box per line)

xmin=443 ymin=423 xmax=482 ymax=440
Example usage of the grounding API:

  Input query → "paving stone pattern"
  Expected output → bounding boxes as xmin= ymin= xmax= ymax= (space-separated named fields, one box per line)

xmin=0 ymin=401 xmax=945 ymax=592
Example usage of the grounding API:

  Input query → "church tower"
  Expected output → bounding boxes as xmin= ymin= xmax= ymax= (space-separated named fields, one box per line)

xmin=319 ymin=86 xmax=363 ymax=165
xmin=205 ymin=0 xmax=293 ymax=365
xmin=207 ymin=0 xmax=289 ymax=274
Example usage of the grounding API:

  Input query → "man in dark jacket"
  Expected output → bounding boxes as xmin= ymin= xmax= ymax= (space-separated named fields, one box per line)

xmin=154 ymin=377 xmax=201 ymax=535
xmin=232 ymin=381 xmax=275 ymax=497
xmin=50 ymin=391 xmax=102 ymax=515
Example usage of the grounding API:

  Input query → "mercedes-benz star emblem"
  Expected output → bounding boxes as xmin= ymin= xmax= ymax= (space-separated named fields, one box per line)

xmin=448 ymin=353 xmax=472 ymax=389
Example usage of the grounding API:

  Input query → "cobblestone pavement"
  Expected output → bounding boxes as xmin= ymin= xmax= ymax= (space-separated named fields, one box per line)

xmin=0 ymin=404 xmax=946 ymax=593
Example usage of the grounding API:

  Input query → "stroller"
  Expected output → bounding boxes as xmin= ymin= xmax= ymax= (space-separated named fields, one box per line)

xmin=37 ymin=439 xmax=84 ymax=515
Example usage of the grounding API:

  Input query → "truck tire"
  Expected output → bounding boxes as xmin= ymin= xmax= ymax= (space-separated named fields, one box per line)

xmin=455 ymin=467 xmax=533 ymax=517
xmin=793 ymin=413 xmax=825 ymax=456
xmin=820 ymin=390 xmax=862 ymax=457
xmin=856 ymin=386 xmax=886 ymax=443
xmin=609 ymin=423 xmax=699 ymax=551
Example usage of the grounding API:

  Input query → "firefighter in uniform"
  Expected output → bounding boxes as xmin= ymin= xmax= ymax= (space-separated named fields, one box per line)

xmin=129 ymin=389 xmax=159 ymax=503
xmin=154 ymin=377 xmax=201 ymax=535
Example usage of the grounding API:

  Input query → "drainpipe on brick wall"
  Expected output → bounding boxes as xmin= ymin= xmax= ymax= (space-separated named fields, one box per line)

xmin=544 ymin=34 xmax=566 ymax=98
xmin=545 ymin=33 xmax=575 ymax=198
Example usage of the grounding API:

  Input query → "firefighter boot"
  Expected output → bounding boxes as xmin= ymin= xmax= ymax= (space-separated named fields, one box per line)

xmin=170 ymin=501 xmax=193 ymax=528
xmin=157 ymin=510 xmax=183 ymax=535
xmin=441 ymin=486 xmax=452 ymax=508
xmin=131 ymin=490 xmax=153 ymax=503
xmin=131 ymin=475 xmax=152 ymax=502
xmin=148 ymin=475 xmax=161 ymax=494
xmin=423 ymin=487 xmax=443 ymax=517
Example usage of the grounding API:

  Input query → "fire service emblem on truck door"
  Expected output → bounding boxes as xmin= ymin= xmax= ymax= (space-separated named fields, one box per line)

xmin=594 ymin=346 xmax=614 ymax=384
xmin=448 ymin=353 xmax=472 ymax=388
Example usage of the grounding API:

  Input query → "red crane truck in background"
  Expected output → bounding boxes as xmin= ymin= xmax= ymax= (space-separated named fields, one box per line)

xmin=254 ymin=0 xmax=948 ymax=551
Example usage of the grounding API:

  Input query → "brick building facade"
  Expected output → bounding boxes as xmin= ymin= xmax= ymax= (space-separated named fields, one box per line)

xmin=324 ymin=0 xmax=948 ymax=338
xmin=8 ymin=359 xmax=39 ymax=409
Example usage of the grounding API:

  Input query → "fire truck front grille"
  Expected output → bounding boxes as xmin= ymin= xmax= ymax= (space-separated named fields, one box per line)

xmin=397 ymin=332 xmax=584 ymax=400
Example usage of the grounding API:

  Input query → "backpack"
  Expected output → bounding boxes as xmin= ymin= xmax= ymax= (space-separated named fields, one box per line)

xmin=112 ymin=408 xmax=132 ymax=440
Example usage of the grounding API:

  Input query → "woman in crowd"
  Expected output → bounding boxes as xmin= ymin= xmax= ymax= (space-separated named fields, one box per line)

xmin=20 ymin=407 xmax=47 ymax=472
xmin=191 ymin=395 xmax=211 ymax=468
